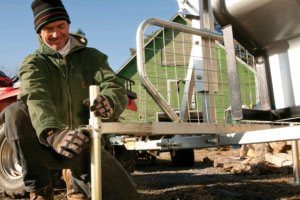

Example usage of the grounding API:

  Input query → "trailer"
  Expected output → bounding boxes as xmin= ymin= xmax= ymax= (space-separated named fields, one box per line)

xmin=112 ymin=0 xmax=300 ymax=173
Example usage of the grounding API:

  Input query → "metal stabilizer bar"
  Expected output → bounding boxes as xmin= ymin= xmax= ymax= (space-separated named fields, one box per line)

xmin=89 ymin=85 xmax=102 ymax=200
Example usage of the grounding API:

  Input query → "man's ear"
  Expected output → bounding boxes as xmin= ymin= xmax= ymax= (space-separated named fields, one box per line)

xmin=38 ymin=34 xmax=43 ymax=41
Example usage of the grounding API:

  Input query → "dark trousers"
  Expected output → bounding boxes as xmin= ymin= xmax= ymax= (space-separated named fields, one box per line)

xmin=1 ymin=101 xmax=139 ymax=199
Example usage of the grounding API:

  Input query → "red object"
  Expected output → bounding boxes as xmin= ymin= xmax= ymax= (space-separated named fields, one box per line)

xmin=0 ymin=87 xmax=19 ymax=101
xmin=0 ymin=71 xmax=13 ymax=87
xmin=0 ymin=87 xmax=19 ymax=112
xmin=127 ymin=98 xmax=137 ymax=111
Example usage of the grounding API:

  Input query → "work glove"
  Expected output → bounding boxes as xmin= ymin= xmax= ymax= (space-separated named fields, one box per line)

xmin=83 ymin=95 xmax=114 ymax=119
xmin=46 ymin=129 xmax=90 ymax=158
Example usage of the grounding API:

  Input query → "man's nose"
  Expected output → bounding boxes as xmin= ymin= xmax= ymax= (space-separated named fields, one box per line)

xmin=52 ymin=31 xmax=60 ymax=38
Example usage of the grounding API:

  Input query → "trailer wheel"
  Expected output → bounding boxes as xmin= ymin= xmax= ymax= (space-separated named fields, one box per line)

xmin=0 ymin=124 xmax=26 ymax=198
xmin=171 ymin=149 xmax=195 ymax=167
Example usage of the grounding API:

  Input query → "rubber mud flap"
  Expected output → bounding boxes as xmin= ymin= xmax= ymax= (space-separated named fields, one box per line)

xmin=102 ymin=150 xmax=141 ymax=200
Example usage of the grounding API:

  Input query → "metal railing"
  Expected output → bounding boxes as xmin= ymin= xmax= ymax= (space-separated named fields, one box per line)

xmin=135 ymin=18 xmax=258 ymax=124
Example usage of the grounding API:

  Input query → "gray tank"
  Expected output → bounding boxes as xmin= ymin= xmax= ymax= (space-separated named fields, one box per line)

xmin=212 ymin=0 xmax=300 ymax=55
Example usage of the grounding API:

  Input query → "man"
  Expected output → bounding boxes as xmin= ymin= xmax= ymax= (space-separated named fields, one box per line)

xmin=0 ymin=0 xmax=139 ymax=199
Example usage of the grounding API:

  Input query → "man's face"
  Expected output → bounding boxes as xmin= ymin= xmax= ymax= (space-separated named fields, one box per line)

xmin=39 ymin=20 xmax=69 ymax=51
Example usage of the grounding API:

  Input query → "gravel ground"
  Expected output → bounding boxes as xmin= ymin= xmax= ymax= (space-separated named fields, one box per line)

xmin=133 ymin=148 xmax=300 ymax=200
xmin=3 ymin=147 xmax=300 ymax=199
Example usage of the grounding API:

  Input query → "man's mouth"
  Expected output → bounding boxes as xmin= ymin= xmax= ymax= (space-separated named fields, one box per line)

xmin=50 ymin=39 xmax=61 ymax=44
xmin=49 ymin=36 xmax=64 ymax=43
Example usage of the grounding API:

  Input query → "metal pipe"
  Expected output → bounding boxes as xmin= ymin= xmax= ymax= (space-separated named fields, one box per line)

xmin=223 ymin=25 xmax=242 ymax=120
xmin=292 ymin=140 xmax=300 ymax=184
xmin=89 ymin=85 xmax=102 ymax=200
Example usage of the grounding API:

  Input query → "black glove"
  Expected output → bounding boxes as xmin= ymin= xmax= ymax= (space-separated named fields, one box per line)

xmin=46 ymin=129 xmax=90 ymax=158
xmin=83 ymin=95 xmax=113 ymax=119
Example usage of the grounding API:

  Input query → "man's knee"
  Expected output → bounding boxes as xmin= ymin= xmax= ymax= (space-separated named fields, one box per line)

xmin=4 ymin=101 xmax=29 ymax=122
xmin=2 ymin=101 xmax=35 ymax=140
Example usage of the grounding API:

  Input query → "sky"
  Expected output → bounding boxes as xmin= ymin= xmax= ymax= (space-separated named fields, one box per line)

xmin=0 ymin=0 xmax=179 ymax=77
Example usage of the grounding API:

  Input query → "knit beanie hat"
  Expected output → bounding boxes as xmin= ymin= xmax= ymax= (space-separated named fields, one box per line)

xmin=31 ymin=0 xmax=71 ymax=33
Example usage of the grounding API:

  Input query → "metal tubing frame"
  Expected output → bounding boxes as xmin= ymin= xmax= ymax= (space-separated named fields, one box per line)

xmin=199 ymin=0 xmax=218 ymax=123
xmin=101 ymin=121 xmax=300 ymax=147
xmin=89 ymin=85 xmax=102 ymax=200
xmin=136 ymin=18 xmax=223 ymax=122
xmin=292 ymin=140 xmax=300 ymax=184
xmin=179 ymin=54 xmax=196 ymax=121
xmin=100 ymin=122 xmax=273 ymax=136
xmin=223 ymin=25 xmax=243 ymax=120
xmin=256 ymin=56 xmax=272 ymax=110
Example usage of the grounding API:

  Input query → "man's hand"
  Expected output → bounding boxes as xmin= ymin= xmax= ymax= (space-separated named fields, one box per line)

xmin=83 ymin=95 xmax=113 ymax=119
xmin=46 ymin=129 xmax=90 ymax=158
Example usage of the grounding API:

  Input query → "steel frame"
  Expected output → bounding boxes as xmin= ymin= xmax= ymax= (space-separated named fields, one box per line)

xmin=91 ymin=16 xmax=300 ymax=199
xmin=104 ymin=122 xmax=300 ymax=148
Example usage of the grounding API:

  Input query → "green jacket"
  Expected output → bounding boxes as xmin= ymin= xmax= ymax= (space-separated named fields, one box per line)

xmin=18 ymin=34 xmax=128 ymax=145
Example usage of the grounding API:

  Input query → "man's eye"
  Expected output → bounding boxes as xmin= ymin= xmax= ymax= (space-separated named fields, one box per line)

xmin=44 ymin=27 xmax=53 ymax=32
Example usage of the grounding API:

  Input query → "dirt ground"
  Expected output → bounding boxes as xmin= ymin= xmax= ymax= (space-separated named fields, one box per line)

xmin=133 ymin=148 xmax=300 ymax=200
xmin=3 ymin=147 xmax=300 ymax=200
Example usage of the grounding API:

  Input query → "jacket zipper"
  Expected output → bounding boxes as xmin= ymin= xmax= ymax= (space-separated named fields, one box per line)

xmin=62 ymin=55 xmax=73 ymax=129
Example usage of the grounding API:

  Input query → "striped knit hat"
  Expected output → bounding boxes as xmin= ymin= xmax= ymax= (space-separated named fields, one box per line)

xmin=31 ymin=0 xmax=71 ymax=33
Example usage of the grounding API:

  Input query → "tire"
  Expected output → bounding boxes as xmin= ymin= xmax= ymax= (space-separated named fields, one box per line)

xmin=171 ymin=149 xmax=195 ymax=167
xmin=0 ymin=124 xmax=26 ymax=198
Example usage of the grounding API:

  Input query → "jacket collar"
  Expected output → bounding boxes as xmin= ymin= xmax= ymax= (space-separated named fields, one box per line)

xmin=36 ymin=33 xmax=87 ymax=56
